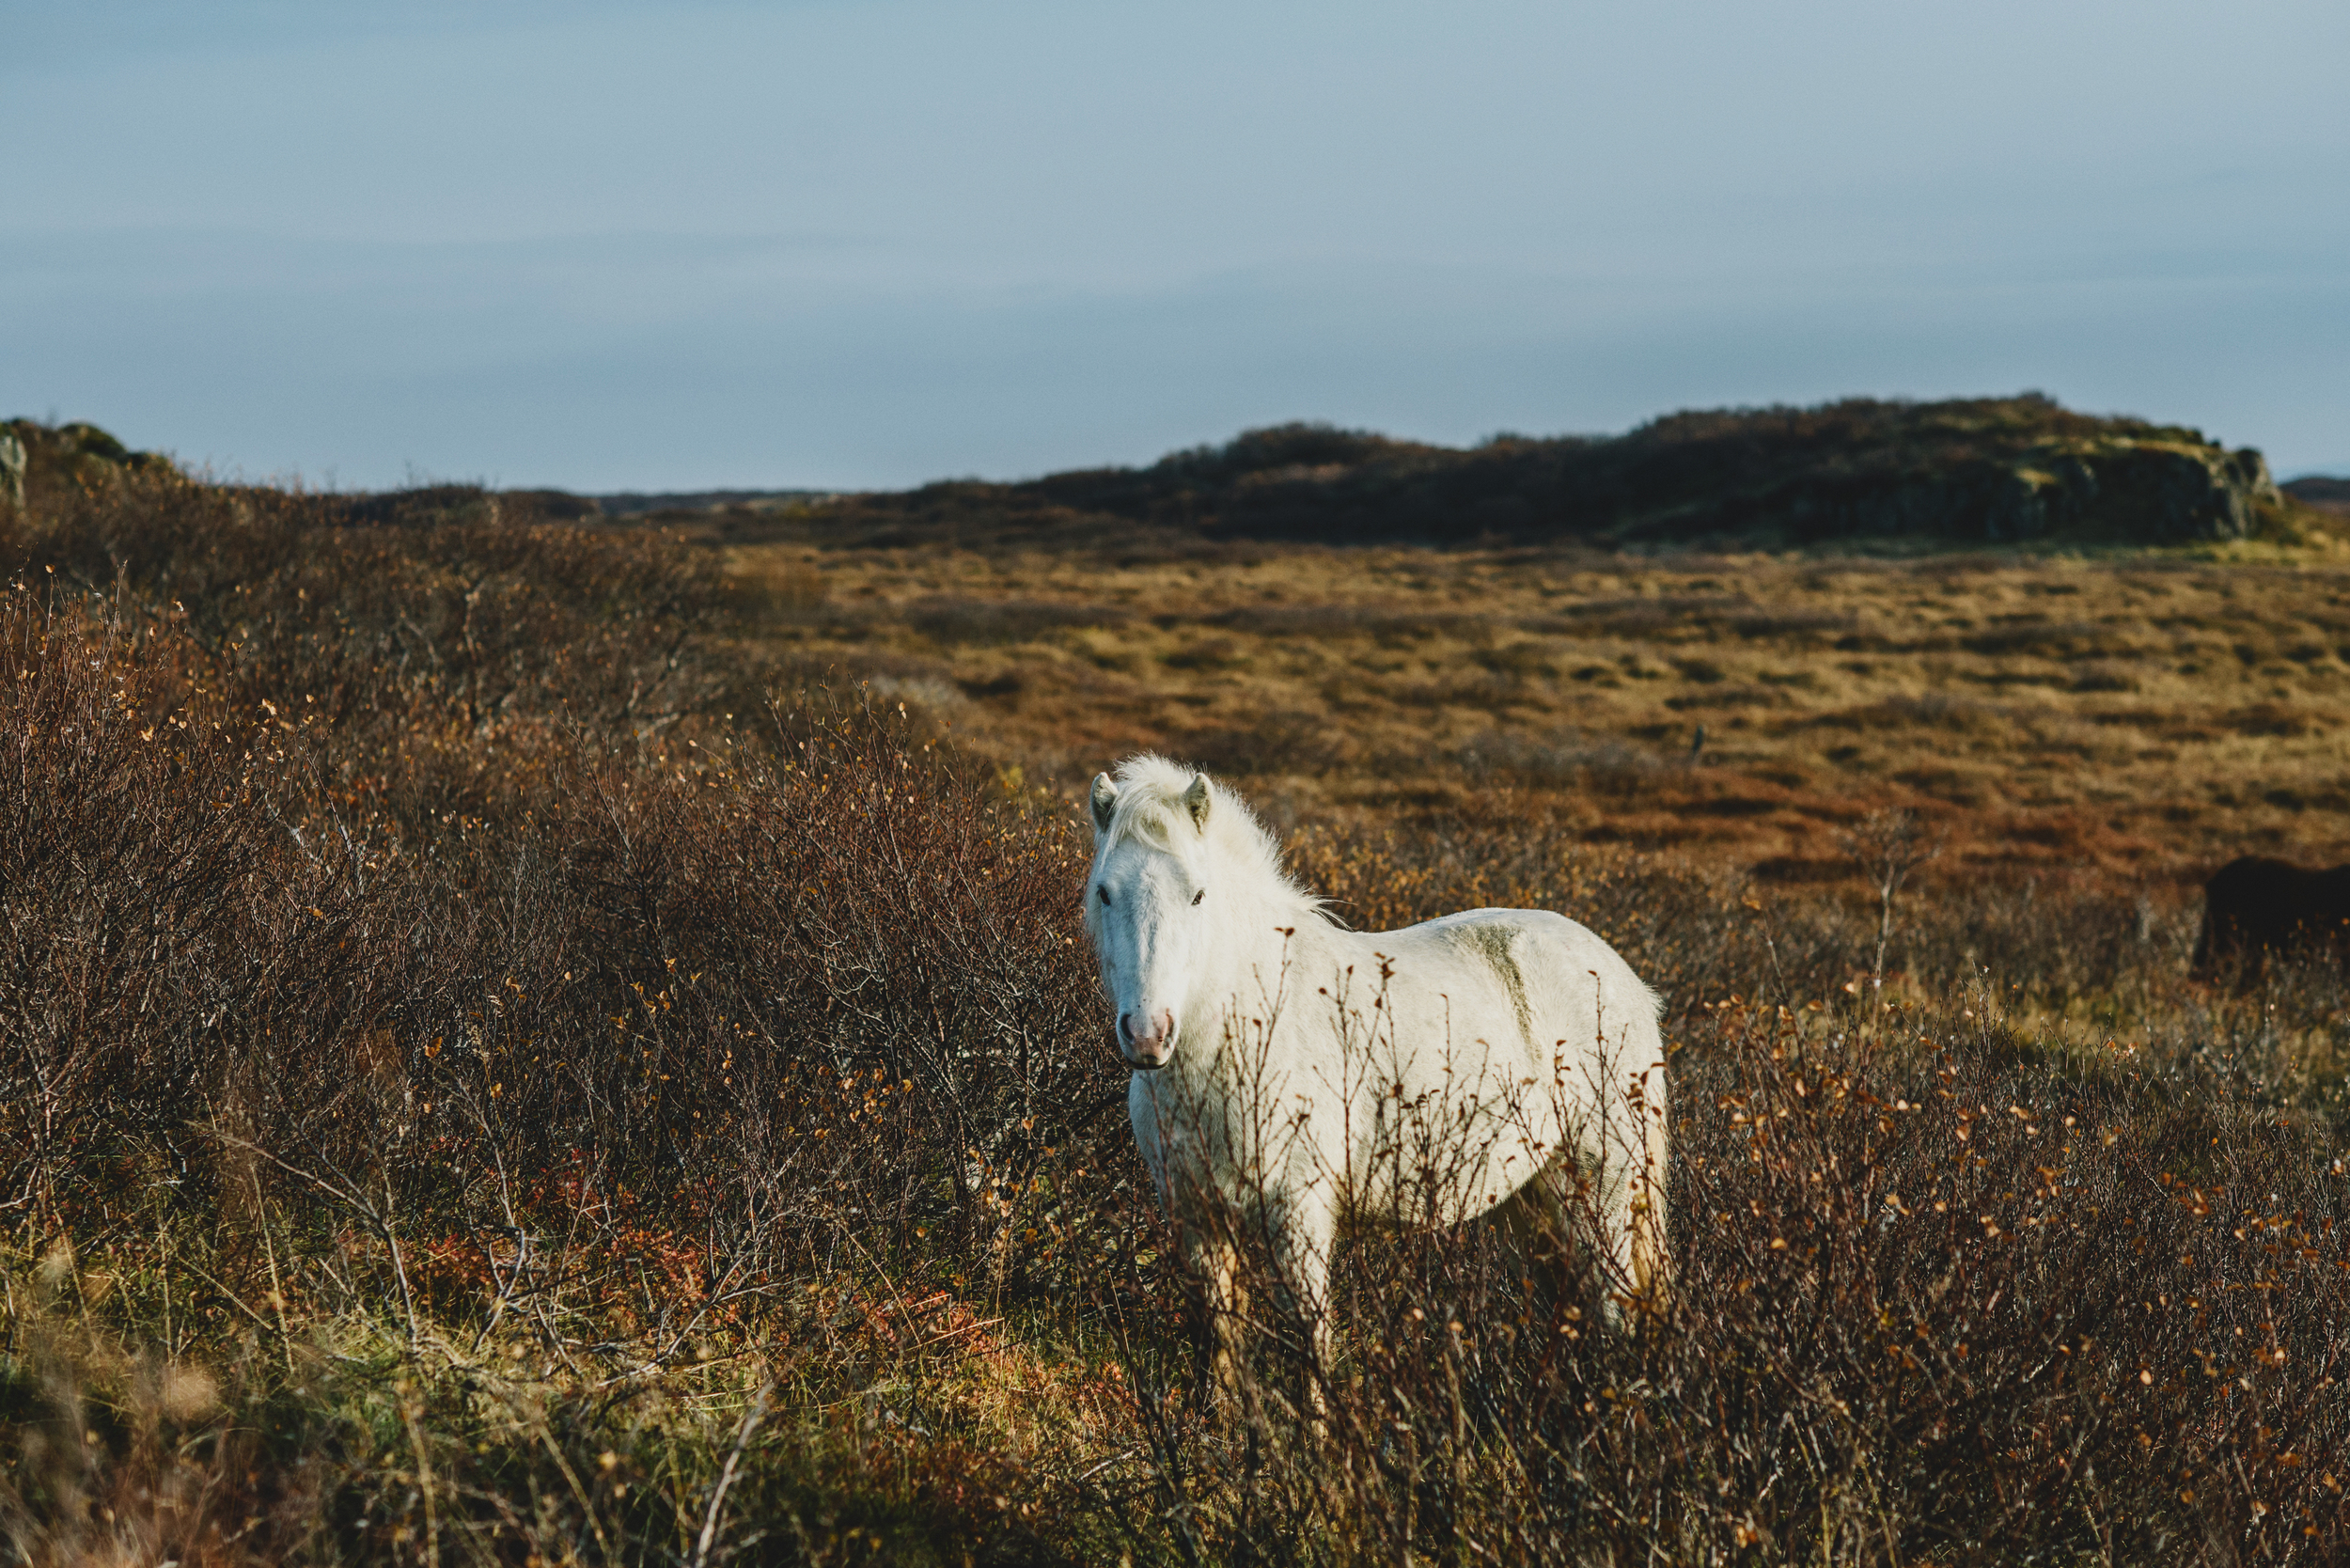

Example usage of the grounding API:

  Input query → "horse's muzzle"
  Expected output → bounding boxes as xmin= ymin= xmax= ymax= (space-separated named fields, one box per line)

xmin=1119 ymin=1010 xmax=1175 ymax=1071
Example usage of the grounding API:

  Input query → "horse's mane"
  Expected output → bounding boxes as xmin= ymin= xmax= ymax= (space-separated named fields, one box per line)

xmin=1097 ymin=755 xmax=1332 ymax=924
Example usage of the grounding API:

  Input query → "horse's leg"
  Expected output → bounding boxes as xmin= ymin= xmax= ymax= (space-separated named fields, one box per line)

xmin=1525 ymin=1120 xmax=1647 ymax=1334
xmin=1590 ymin=1175 xmax=1637 ymax=1334
xmin=1183 ymin=1221 xmax=1249 ymax=1413
xmin=1484 ymin=1161 xmax=1577 ymax=1344
xmin=1575 ymin=1062 xmax=1672 ymax=1331
xmin=1628 ymin=1071 xmax=1672 ymax=1318
xmin=1207 ymin=1232 xmax=1250 ymax=1408
xmin=1267 ymin=1195 xmax=1338 ymax=1436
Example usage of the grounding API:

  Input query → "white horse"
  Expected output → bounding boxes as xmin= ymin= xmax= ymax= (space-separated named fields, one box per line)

xmin=1081 ymin=756 xmax=1669 ymax=1398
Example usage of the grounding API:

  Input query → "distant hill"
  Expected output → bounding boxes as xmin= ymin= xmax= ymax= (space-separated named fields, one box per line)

xmin=3 ymin=398 xmax=2312 ymax=554
xmin=769 ymin=395 xmax=2298 ymax=553
xmin=0 ymin=423 xmax=824 ymax=530
xmin=592 ymin=488 xmax=837 ymax=518
xmin=2285 ymin=476 xmax=2350 ymax=516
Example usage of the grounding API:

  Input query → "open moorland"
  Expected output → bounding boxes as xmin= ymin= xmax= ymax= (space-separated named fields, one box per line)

xmin=4 ymin=409 xmax=2350 ymax=1566
xmin=719 ymin=541 xmax=2350 ymax=889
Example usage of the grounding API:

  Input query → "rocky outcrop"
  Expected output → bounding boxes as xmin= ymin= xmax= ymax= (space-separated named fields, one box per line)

xmin=1794 ymin=440 xmax=2282 ymax=544
xmin=0 ymin=429 xmax=24 ymax=509
xmin=2095 ymin=442 xmax=2279 ymax=541
xmin=3 ymin=419 xmax=181 ymax=496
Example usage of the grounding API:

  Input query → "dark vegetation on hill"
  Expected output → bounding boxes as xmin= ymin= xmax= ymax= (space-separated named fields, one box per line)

xmin=2287 ymin=476 xmax=2350 ymax=516
xmin=2 ymin=418 xmax=2348 ymax=1563
xmin=594 ymin=487 xmax=838 ymax=518
xmin=632 ymin=395 xmax=2302 ymax=554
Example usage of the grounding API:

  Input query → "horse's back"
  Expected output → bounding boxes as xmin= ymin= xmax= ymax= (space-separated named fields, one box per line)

xmin=1380 ymin=907 xmax=1658 ymax=1021
xmin=1362 ymin=907 xmax=1662 ymax=1085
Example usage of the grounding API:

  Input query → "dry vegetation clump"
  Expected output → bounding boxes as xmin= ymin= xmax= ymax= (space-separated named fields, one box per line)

xmin=1 ymin=434 xmax=1134 ymax=1562
xmin=4 ymin=425 xmax=2350 ymax=1563
xmin=0 ymin=578 xmax=1139 ymax=1564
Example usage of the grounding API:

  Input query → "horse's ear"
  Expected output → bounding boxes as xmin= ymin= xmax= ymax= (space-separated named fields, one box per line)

xmin=1089 ymin=774 xmax=1120 ymax=834
xmin=1182 ymin=774 xmax=1212 ymax=830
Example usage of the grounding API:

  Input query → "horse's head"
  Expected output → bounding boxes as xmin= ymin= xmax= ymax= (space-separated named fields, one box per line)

xmin=1082 ymin=765 xmax=1220 ymax=1071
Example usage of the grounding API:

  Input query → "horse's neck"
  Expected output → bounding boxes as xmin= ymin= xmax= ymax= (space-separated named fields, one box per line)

xmin=1154 ymin=907 xmax=1355 ymax=1191
xmin=1190 ymin=893 xmax=1341 ymax=1028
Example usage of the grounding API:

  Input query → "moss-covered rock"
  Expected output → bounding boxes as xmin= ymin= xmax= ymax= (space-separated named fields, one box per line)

xmin=1801 ymin=437 xmax=2281 ymax=545
xmin=55 ymin=421 xmax=131 ymax=464
xmin=0 ymin=429 xmax=24 ymax=510
xmin=4 ymin=418 xmax=182 ymax=500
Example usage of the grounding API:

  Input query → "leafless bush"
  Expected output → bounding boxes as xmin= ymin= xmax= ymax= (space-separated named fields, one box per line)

xmin=1107 ymin=1004 xmax=2348 ymax=1563
xmin=0 ymin=570 xmax=1137 ymax=1561
xmin=1839 ymin=808 xmax=1942 ymax=985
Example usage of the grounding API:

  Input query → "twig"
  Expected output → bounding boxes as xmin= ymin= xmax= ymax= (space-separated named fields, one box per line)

xmin=251 ymin=1170 xmax=297 ymax=1372
xmin=399 ymin=1389 xmax=442 ymax=1568
xmin=693 ymin=1383 xmax=773 ymax=1568
xmin=530 ymin=1418 xmax=616 ymax=1566
xmin=207 ymin=1128 xmax=421 ymax=1355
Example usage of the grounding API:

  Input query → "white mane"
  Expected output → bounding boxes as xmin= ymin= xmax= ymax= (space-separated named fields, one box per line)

xmin=1093 ymin=754 xmax=1328 ymax=925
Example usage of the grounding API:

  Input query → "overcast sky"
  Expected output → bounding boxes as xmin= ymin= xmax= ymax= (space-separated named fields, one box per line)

xmin=5 ymin=1 xmax=2346 ymax=490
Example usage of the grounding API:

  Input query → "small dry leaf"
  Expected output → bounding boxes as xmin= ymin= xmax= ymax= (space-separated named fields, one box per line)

xmin=162 ymin=1364 xmax=219 ymax=1421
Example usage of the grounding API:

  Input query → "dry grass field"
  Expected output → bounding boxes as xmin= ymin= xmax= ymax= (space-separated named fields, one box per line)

xmin=8 ymin=420 xmax=2350 ymax=1565
xmin=722 ymin=537 xmax=2350 ymax=892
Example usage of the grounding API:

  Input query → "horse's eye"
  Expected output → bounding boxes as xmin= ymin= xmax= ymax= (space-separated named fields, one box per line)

xmin=1097 ymin=886 xmax=1110 ymax=905
xmin=1192 ymin=889 xmax=1205 ymax=905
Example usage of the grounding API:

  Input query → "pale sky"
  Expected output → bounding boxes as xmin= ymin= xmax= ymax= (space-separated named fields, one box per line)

xmin=6 ymin=1 xmax=2346 ymax=490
